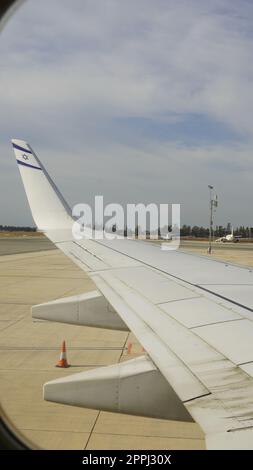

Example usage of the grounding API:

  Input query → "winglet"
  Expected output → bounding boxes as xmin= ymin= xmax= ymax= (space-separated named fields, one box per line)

xmin=11 ymin=139 xmax=72 ymax=232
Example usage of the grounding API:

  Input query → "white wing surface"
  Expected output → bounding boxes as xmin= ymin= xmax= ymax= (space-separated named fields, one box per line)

xmin=12 ymin=140 xmax=253 ymax=449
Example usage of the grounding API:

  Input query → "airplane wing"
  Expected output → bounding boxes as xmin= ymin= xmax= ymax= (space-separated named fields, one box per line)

xmin=12 ymin=139 xmax=253 ymax=449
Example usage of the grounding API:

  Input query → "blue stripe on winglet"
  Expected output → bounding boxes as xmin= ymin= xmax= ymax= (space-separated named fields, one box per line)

xmin=17 ymin=160 xmax=42 ymax=170
xmin=12 ymin=143 xmax=32 ymax=154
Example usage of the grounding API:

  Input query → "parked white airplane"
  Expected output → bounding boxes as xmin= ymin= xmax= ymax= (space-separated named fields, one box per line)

xmin=160 ymin=232 xmax=172 ymax=240
xmin=12 ymin=139 xmax=253 ymax=449
xmin=215 ymin=227 xmax=241 ymax=243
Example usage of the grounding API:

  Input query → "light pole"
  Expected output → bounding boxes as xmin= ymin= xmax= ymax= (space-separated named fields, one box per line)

xmin=208 ymin=185 xmax=214 ymax=254
xmin=207 ymin=185 xmax=218 ymax=254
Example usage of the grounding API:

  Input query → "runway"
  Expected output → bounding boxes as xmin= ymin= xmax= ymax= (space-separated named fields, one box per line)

xmin=181 ymin=239 xmax=253 ymax=251
xmin=1 ymin=236 xmax=252 ymax=256
xmin=0 ymin=242 xmax=204 ymax=450
xmin=0 ymin=237 xmax=54 ymax=256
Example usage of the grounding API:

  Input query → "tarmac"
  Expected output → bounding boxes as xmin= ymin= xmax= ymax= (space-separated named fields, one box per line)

xmin=0 ymin=236 xmax=54 ymax=256
xmin=3 ymin=236 xmax=251 ymax=450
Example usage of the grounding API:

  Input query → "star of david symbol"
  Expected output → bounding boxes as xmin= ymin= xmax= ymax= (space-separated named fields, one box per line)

xmin=22 ymin=154 xmax=29 ymax=160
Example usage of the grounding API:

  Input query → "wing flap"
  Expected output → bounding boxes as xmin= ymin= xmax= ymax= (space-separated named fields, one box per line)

xmin=91 ymin=268 xmax=253 ymax=441
xmin=92 ymin=271 xmax=209 ymax=402
xmin=194 ymin=319 xmax=253 ymax=365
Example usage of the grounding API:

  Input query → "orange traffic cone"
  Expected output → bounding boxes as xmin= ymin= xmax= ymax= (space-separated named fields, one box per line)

xmin=127 ymin=342 xmax=133 ymax=354
xmin=56 ymin=340 xmax=70 ymax=368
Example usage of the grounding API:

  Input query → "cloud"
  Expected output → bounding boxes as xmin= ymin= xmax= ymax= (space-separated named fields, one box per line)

xmin=0 ymin=0 xmax=253 ymax=226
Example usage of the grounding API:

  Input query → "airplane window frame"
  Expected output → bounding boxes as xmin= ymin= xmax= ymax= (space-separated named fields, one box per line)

xmin=0 ymin=0 xmax=31 ymax=451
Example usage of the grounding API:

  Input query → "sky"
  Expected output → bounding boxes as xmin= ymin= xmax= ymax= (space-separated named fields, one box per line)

xmin=1 ymin=0 xmax=253 ymax=227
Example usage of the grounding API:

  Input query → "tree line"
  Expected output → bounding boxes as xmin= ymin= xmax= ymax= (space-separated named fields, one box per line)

xmin=1 ymin=224 xmax=253 ymax=238
xmin=110 ymin=224 xmax=253 ymax=238
xmin=180 ymin=225 xmax=253 ymax=238
xmin=0 ymin=225 xmax=36 ymax=232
